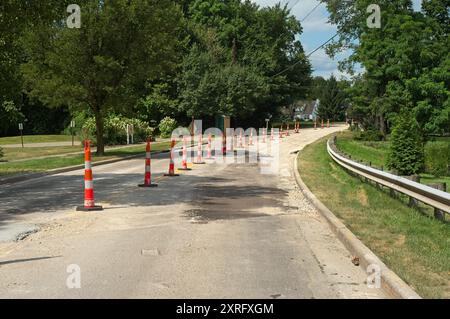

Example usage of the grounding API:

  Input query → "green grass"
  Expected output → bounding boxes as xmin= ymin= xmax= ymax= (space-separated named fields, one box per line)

xmin=298 ymin=135 xmax=450 ymax=299
xmin=335 ymin=131 xmax=390 ymax=168
xmin=1 ymin=146 xmax=83 ymax=161
xmin=430 ymin=136 xmax=450 ymax=143
xmin=336 ymin=131 xmax=449 ymax=191
xmin=0 ymin=134 xmax=77 ymax=145
xmin=0 ymin=141 xmax=171 ymax=176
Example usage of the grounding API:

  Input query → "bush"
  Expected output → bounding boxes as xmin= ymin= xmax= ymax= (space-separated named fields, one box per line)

xmin=354 ymin=129 xmax=383 ymax=141
xmin=424 ymin=142 xmax=450 ymax=177
xmin=387 ymin=112 xmax=424 ymax=175
xmin=0 ymin=146 xmax=3 ymax=159
xmin=78 ymin=115 xmax=154 ymax=146
xmin=158 ymin=117 xmax=177 ymax=138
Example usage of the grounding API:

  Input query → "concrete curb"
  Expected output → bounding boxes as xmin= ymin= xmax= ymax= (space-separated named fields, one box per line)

xmin=0 ymin=149 xmax=171 ymax=186
xmin=293 ymin=147 xmax=422 ymax=299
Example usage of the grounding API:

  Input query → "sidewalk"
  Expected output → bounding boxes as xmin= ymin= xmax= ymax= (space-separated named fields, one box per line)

xmin=1 ymin=138 xmax=171 ymax=163
xmin=1 ymin=141 xmax=75 ymax=148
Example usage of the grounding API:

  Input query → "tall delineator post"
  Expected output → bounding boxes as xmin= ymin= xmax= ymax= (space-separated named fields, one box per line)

xmin=164 ymin=139 xmax=180 ymax=176
xmin=138 ymin=138 xmax=158 ymax=188
xmin=178 ymin=136 xmax=192 ymax=171
xmin=76 ymin=140 xmax=103 ymax=211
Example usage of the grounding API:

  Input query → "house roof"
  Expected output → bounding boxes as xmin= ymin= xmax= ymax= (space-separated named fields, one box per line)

xmin=294 ymin=100 xmax=317 ymax=116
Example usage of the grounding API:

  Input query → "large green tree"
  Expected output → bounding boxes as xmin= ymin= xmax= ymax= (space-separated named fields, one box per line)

xmin=178 ymin=0 xmax=311 ymax=126
xmin=316 ymin=75 xmax=349 ymax=121
xmin=21 ymin=0 xmax=182 ymax=155
xmin=0 ymin=1 xmax=72 ymax=135
xmin=324 ymin=0 xmax=449 ymax=137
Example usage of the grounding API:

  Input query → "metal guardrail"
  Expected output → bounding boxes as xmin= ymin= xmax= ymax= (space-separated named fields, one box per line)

xmin=327 ymin=137 xmax=450 ymax=215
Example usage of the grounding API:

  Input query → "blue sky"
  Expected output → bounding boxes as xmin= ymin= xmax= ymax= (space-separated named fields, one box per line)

xmin=252 ymin=0 xmax=423 ymax=79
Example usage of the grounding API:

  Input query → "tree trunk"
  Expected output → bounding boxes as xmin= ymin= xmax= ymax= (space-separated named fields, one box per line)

xmin=94 ymin=110 xmax=105 ymax=156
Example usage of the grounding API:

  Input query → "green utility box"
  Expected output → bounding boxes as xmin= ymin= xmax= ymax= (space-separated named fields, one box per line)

xmin=215 ymin=115 xmax=231 ymax=134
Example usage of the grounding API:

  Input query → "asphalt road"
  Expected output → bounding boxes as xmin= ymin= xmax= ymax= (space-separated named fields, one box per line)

xmin=0 ymin=125 xmax=389 ymax=298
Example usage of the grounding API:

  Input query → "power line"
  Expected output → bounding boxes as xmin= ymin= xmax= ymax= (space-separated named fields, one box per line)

xmin=287 ymin=0 xmax=301 ymax=10
xmin=271 ymin=33 xmax=338 ymax=78
xmin=300 ymin=2 xmax=322 ymax=22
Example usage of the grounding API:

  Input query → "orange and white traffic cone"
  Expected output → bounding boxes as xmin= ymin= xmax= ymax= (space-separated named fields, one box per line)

xmin=249 ymin=129 xmax=254 ymax=146
xmin=76 ymin=140 xmax=103 ymax=211
xmin=138 ymin=138 xmax=158 ymax=188
xmin=164 ymin=139 xmax=179 ymax=176
xmin=227 ymin=131 xmax=234 ymax=152
xmin=222 ymin=134 xmax=227 ymax=155
xmin=327 ymin=119 xmax=330 ymax=128
xmin=178 ymin=136 xmax=191 ymax=171
xmin=194 ymin=134 xmax=205 ymax=164
xmin=239 ymin=130 xmax=244 ymax=148
xmin=205 ymin=133 xmax=213 ymax=160
xmin=280 ymin=125 xmax=284 ymax=138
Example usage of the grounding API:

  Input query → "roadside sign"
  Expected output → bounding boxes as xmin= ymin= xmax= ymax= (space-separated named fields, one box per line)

xmin=70 ymin=120 xmax=76 ymax=146
xmin=18 ymin=123 xmax=24 ymax=148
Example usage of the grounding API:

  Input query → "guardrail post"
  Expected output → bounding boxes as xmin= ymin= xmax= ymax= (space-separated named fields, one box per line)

xmin=404 ymin=175 xmax=421 ymax=208
xmin=389 ymin=188 xmax=396 ymax=198
xmin=428 ymin=183 xmax=447 ymax=221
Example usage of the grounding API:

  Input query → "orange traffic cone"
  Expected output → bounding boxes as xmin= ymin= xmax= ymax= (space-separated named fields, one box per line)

xmin=178 ymin=136 xmax=191 ymax=171
xmin=76 ymin=140 xmax=103 ymax=211
xmin=164 ymin=139 xmax=179 ymax=176
xmin=194 ymin=134 xmax=205 ymax=164
xmin=138 ymin=138 xmax=158 ymax=188
xmin=239 ymin=130 xmax=244 ymax=148
xmin=222 ymin=134 xmax=227 ymax=155
xmin=205 ymin=133 xmax=214 ymax=160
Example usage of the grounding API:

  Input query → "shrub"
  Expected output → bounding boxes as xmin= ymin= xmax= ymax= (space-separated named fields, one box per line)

xmin=354 ymin=129 xmax=383 ymax=141
xmin=158 ymin=117 xmax=177 ymax=138
xmin=387 ymin=112 xmax=424 ymax=175
xmin=424 ymin=142 xmax=450 ymax=177
xmin=0 ymin=146 xmax=3 ymax=159
xmin=78 ymin=115 xmax=154 ymax=146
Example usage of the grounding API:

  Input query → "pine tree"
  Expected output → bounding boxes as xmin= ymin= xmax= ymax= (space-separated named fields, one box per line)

xmin=387 ymin=111 xmax=424 ymax=175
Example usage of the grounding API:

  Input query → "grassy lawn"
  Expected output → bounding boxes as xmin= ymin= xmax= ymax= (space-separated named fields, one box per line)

xmin=335 ymin=131 xmax=390 ymax=168
xmin=335 ymin=131 xmax=450 ymax=191
xmin=1 ymin=146 xmax=83 ymax=161
xmin=0 ymin=134 xmax=76 ymax=145
xmin=0 ymin=141 xmax=171 ymax=176
xmin=298 ymin=135 xmax=450 ymax=299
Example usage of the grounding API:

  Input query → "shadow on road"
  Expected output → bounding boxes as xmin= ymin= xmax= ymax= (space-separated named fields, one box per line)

xmin=0 ymin=161 xmax=286 ymax=228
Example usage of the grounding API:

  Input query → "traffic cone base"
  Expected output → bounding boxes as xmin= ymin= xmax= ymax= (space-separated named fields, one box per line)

xmin=178 ymin=167 xmax=192 ymax=171
xmin=76 ymin=205 xmax=103 ymax=212
xmin=138 ymin=183 xmax=158 ymax=188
